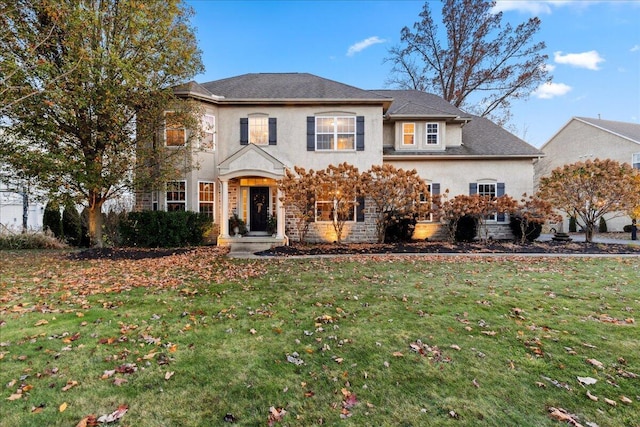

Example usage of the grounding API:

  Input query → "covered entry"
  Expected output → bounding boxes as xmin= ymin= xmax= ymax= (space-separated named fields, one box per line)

xmin=217 ymin=144 xmax=287 ymax=247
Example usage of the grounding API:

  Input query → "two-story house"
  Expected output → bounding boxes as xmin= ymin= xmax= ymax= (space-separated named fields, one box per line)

xmin=136 ymin=73 xmax=542 ymax=247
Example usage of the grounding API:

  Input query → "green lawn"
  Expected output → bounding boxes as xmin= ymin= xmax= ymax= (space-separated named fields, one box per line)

xmin=1 ymin=250 xmax=638 ymax=426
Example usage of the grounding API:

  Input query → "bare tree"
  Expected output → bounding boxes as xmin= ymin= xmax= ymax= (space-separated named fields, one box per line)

xmin=386 ymin=0 xmax=549 ymax=125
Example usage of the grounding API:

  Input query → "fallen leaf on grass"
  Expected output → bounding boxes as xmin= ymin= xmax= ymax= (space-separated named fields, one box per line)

xmin=586 ymin=359 xmax=604 ymax=369
xmin=577 ymin=376 xmax=597 ymax=386
xmin=165 ymin=371 xmax=174 ymax=380
xmin=32 ymin=404 xmax=45 ymax=413
xmin=481 ymin=330 xmax=497 ymax=336
xmin=34 ymin=319 xmax=48 ymax=326
xmin=548 ymin=407 xmax=583 ymax=427
xmin=7 ymin=393 xmax=22 ymax=401
xmin=97 ymin=404 xmax=128 ymax=423
xmin=59 ymin=402 xmax=68 ymax=412
xmin=113 ymin=378 xmax=128 ymax=386
xmin=75 ymin=415 xmax=98 ymax=427
xmin=604 ymin=398 xmax=616 ymax=406
xmin=62 ymin=380 xmax=78 ymax=391
xmin=267 ymin=406 xmax=286 ymax=426
xmin=619 ymin=396 xmax=632 ymax=404
xmin=392 ymin=352 xmax=403 ymax=357
xmin=586 ymin=390 xmax=598 ymax=402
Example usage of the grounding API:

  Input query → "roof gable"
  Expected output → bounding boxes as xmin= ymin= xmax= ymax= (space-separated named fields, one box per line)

xmin=575 ymin=117 xmax=640 ymax=145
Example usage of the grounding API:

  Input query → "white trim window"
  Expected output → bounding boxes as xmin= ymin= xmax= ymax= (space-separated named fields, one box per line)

xmin=633 ymin=152 xmax=640 ymax=169
xmin=164 ymin=112 xmax=186 ymax=147
xmin=201 ymin=115 xmax=215 ymax=150
xmin=478 ymin=183 xmax=497 ymax=221
xmin=402 ymin=123 xmax=415 ymax=146
xmin=198 ymin=181 xmax=215 ymax=220
xmin=418 ymin=183 xmax=433 ymax=222
xmin=316 ymin=116 xmax=355 ymax=151
xmin=315 ymin=184 xmax=356 ymax=222
xmin=426 ymin=123 xmax=439 ymax=145
xmin=249 ymin=116 xmax=269 ymax=145
xmin=166 ymin=181 xmax=186 ymax=211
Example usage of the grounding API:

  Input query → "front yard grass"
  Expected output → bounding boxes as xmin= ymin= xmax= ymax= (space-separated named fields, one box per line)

xmin=0 ymin=250 xmax=638 ymax=426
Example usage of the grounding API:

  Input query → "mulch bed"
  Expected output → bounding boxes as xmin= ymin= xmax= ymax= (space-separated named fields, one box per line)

xmin=66 ymin=239 xmax=640 ymax=260
xmin=256 ymin=240 xmax=640 ymax=257
xmin=67 ymin=247 xmax=199 ymax=261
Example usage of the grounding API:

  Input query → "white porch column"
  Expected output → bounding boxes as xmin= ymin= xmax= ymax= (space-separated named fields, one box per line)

xmin=276 ymin=187 xmax=285 ymax=239
xmin=220 ymin=179 xmax=230 ymax=238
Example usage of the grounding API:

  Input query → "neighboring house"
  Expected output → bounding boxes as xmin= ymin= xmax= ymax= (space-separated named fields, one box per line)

xmin=0 ymin=182 xmax=45 ymax=232
xmin=534 ymin=117 xmax=640 ymax=232
xmin=136 ymin=73 xmax=542 ymax=246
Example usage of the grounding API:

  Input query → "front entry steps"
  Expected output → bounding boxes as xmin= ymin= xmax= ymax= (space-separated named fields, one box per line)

xmin=218 ymin=234 xmax=287 ymax=255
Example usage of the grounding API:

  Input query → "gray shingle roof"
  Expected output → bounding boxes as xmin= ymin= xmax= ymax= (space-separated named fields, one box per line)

xmin=575 ymin=117 xmax=640 ymax=144
xmin=383 ymin=115 xmax=542 ymax=158
xmin=372 ymin=90 xmax=470 ymax=119
xmin=200 ymin=73 xmax=392 ymax=102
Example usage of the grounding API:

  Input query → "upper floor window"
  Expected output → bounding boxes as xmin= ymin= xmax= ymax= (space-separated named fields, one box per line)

xmin=199 ymin=181 xmax=215 ymax=220
xmin=633 ymin=153 xmax=640 ymax=169
xmin=316 ymin=116 xmax=355 ymax=151
xmin=240 ymin=116 xmax=277 ymax=145
xmin=166 ymin=181 xmax=186 ymax=211
xmin=201 ymin=115 xmax=215 ymax=150
xmin=403 ymin=123 xmax=415 ymax=146
xmin=165 ymin=112 xmax=185 ymax=147
xmin=249 ymin=116 xmax=269 ymax=145
xmin=426 ymin=123 xmax=439 ymax=145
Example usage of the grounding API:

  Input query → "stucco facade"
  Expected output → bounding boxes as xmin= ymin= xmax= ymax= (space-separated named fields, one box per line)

xmin=137 ymin=73 xmax=542 ymax=246
xmin=534 ymin=117 xmax=640 ymax=232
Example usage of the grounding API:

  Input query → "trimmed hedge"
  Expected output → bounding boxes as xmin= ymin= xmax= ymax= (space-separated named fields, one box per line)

xmin=119 ymin=210 xmax=211 ymax=248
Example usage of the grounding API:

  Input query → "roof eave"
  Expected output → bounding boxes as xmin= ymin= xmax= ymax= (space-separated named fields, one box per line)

xmin=383 ymin=153 xmax=543 ymax=160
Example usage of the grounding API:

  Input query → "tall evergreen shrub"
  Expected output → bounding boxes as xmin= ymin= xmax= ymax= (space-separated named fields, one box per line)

xmin=43 ymin=200 xmax=62 ymax=238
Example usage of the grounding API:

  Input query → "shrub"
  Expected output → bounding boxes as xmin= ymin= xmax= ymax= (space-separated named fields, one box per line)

xmin=62 ymin=202 xmax=82 ymax=246
xmin=384 ymin=212 xmax=416 ymax=243
xmin=104 ymin=209 xmax=127 ymax=247
xmin=43 ymin=200 xmax=62 ymax=238
xmin=0 ymin=230 xmax=67 ymax=250
xmin=568 ymin=216 xmax=577 ymax=233
xmin=119 ymin=210 xmax=210 ymax=247
xmin=623 ymin=224 xmax=634 ymax=233
xmin=509 ymin=215 xmax=542 ymax=242
xmin=598 ymin=217 xmax=607 ymax=233
xmin=454 ymin=215 xmax=477 ymax=242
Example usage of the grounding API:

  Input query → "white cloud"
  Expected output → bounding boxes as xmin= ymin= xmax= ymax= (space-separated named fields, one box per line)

xmin=631 ymin=45 xmax=640 ymax=52
xmin=491 ymin=1 xmax=553 ymax=15
xmin=554 ymin=50 xmax=605 ymax=70
xmin=346 ymin=36 xmax=386 ymax=57
xmin=533 ymin=82 xmax=572 ymax=99
xmin=541 ymin=63 xmax=556 ymax=72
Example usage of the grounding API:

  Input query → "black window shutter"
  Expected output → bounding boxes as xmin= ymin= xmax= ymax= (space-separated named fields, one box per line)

xmin=268 ymin=118 xmax=277 ymax=145
xmin=469 ymin=183 xmax=477 ymax=195
xmin=306 ymin=116 xmax=315 ymax=151
xmin=497 ymin=183 xmax=506 ymax=222
xmin=356 ymin=196 xmax=365 ymax=222
xmin=240 ymin=118 xmax=248 ymax=145
xmin=356 ymin=116 xmax=365 ymax=151
xmin=431 ymin=183 xmax=440 ymax=195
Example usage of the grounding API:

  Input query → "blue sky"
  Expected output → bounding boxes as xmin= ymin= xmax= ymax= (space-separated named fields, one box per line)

xmin=187 ymin=0 xmax=640 ymax=148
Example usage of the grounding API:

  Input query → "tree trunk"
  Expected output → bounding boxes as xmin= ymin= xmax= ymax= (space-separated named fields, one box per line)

xmin=584 ymin=223 xmax=595 ymax=243
xmin=88 ymin=203 xmax=104 ymax=248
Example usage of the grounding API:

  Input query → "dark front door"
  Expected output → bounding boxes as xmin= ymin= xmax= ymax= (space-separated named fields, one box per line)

xmin=250 ymin=187 xmax=269 ymax=232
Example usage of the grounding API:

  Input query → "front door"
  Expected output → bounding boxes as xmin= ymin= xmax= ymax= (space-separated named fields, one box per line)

xmin=250 ymin=187 xmax=269 ymax=232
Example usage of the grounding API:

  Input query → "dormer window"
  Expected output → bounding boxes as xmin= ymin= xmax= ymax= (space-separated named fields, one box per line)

xmin=426 ymin=123 xmax=439 ymax=145
xmin=402 ymin=123 xmax=415 ymax=146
